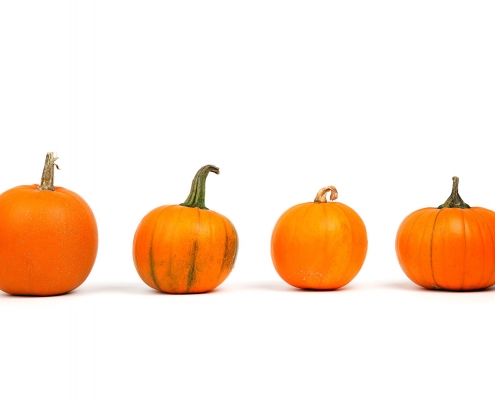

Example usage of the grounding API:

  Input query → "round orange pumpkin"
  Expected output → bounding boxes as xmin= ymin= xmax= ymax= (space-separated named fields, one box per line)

xmin=0 ymin=153 xmax=98 ymax=296
xmin=271 ymin=186 xmax=368 ymax=289
xmin=133 ymin=165 xmax=238 ymax=294
xmin=396 ymin=176 xmax=495 ymax=291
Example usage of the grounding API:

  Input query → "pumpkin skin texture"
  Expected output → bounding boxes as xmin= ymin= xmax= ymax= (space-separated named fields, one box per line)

xmin=271 ymin=186 xmax=368 ymax=290
xmin=396 ymin=177 xmax=495 ymax=291
xmin=0 ymin=154 xmax=98 ymax=296
xmin=133 ymin=165 xmax=238 ymax=294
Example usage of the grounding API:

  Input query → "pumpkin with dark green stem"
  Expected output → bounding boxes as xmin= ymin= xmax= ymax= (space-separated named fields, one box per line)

xmin=396 ymin=176 xmax=495 ymax=291
xmin=133 ymin=165 xmax=238 ymax=294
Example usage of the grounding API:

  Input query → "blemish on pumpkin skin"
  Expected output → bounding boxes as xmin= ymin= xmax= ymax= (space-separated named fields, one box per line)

xmin=298 ymin=267 xmax=326 ymax=284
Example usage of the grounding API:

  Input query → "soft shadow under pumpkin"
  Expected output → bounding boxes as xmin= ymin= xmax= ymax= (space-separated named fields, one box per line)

xmin=383 ymin=282 xmax=495 ymax=293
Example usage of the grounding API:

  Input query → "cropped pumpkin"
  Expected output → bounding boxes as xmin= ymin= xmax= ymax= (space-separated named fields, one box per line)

xmin=0 ymin=153 xmax=98 ymax=296
xmin=133 ymin=165 xmax=238 ymax=294
xmin=396 ymin=177 xmax=495 ymax=291
xmin=271 ymin=186 xmax=368 ymax=290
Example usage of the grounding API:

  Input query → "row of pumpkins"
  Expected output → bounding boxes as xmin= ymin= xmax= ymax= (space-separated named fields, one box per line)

xmin=0 ymin=153 xmax=493 ymax=296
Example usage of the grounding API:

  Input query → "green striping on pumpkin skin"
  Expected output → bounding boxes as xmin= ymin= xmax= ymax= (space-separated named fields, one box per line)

xmin=186 ymin=241 xmax=198 ymax=292
xmin=180 ymin=165 xmax=220 ymax=210
xmin=438 ymin=176 xmax=471 ymax=209
xmin=220 ymin=220 xmax=231 ymax=273
xmin=219 ymin=219 xmax=237 ymax=274
xmin=148 ymin=241 xmax=161 ymax=291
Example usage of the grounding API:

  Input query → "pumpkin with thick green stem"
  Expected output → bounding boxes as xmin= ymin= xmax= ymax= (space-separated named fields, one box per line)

xmin=133 ymin=165 xmax=238 ymax=294
xmin=396 ymin=177 xmax=495 ymax=291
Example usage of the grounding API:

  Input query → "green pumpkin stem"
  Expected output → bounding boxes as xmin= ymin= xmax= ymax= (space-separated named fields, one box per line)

xmin=438 ymin=176 xmax=470 ymax=209
xmin=38 ymin=152 xmax=60 ymax=191
xmin=180 ymin=165 xmax=219 ymax=210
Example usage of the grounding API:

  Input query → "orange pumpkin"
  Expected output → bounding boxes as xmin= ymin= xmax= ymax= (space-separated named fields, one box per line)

xmin=271 ymin=186 xmax=368 ymax=289
xmin=133 ymin=165 xmax=238 ymax=294
xmin=0 ymin=153 xmax=98 ymax=296
xmin=396 ymin=176 xmax=495 ymax=291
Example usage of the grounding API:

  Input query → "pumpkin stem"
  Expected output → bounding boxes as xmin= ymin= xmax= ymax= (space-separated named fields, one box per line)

xmin=314 ymin=186 xmax=338 ymax=203
xmin=38 ymin=152 xmax=60 ymax=191
xmin=180 ymin=165 xmax=219 ymax=210
xmin=438 ymin=176 xmax=470 ymax=209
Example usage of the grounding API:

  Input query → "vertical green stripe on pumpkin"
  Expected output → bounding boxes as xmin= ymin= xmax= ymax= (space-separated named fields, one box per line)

xmin=148 ymin=240 xmax=161 ymax=291
xmin=180 ymin=165 xmax=220 ymax=210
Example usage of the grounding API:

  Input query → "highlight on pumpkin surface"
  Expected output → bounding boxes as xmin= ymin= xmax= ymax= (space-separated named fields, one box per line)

xmin=271 ymin=185 xmax=368 ymax=290
xmin=133 ymin=164 xmax=238 ymax=294
xmin=396 ymin=176 xmax=495 ymax=291
xmin=0 ymin=152 xmax=98 ymax=296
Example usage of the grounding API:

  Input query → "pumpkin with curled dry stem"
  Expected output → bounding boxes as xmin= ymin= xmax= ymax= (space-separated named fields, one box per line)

xmin=133 ymin=165 xmax=238 ymax=294
xmin=396 ymin=176 xmax=495 ymax=291
xmin=0 ymin=153 xmax=98 ymax=296
xmin=271 ymin=186 xmax=368 ymax=290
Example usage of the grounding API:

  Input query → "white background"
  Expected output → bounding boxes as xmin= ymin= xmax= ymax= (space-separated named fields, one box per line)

xmin=1 ymin=1 xmax=495 ymax=399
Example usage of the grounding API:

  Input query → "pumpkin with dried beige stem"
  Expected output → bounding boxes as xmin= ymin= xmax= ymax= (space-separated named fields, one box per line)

xmin=396 ymin=176 xmax=495 ymax=291
xmin=133 ymin=165 xmax=238 ymax=294
xmin=0 ymin=153 xmax=98 ymax=296
xmin=271 ymin=186 xmax=368 ymax=289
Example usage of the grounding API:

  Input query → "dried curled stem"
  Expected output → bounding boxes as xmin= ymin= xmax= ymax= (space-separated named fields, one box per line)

xmin=38 ymin=152 xmax=60 ymax=191
xmin=314 ymin=186 xmax=338 ymax=203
